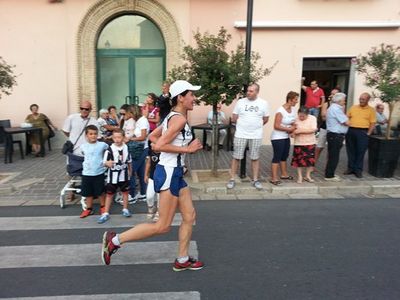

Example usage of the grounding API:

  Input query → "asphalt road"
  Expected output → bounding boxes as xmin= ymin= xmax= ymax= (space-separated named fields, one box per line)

xmin=0 ymin=198 xmax=399 ymax=300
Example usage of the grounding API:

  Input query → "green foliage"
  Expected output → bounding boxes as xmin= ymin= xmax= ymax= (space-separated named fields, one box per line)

xmin=0 ymin=57 xmax=17 ymax=99
xmin=169 ymin=27 xmax=275 ymax=106
xmin=356 ymin=44 xmax=400 ymax=103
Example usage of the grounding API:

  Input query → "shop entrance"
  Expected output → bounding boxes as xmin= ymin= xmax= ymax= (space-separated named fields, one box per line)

xmin=301 ymin=57 xmax=354 ymax=106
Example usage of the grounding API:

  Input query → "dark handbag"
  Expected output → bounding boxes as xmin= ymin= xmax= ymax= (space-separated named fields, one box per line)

xmin=62 ymin=140 xmax=74 ymax=154
xmin=127 ymin=141 xmax=145 ymax=161
xmin=61 ymin=118 xmax=90 ymax=155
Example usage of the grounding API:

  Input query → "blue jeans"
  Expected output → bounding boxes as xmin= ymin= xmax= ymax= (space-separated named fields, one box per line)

xmin=129 ymin=148 xmax=148 ymax=197
xmin=309 ymin=108 xmax=320 ymax=119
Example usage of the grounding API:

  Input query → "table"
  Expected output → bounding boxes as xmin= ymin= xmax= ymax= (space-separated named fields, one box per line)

xmin=191 ymin=123 xmax=234 ymax=151
xmin=4 ymin=127 xmax=45 ymax=163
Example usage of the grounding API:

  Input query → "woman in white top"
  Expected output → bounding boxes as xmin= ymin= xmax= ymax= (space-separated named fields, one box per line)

xmin=270 ymin=91 xmax=299 ymax=185
xmin=128 ymin=105 xmax=150 ymax=201
xmin=101 ymin=80 xmax=204 ymax=271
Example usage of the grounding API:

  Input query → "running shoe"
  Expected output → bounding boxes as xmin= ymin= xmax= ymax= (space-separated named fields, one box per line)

xmin=128 ymin=194 xmax=138 ymax=204
xmin=122 ymin=208 xmax=131 ymax=217
xmin=101 ymin=231 xmax=120 ymax=265
xmin=97 ymin=213 xmax=110 ymax=224
xmin=324 ymin=175 xmax=341 ymax=182
xmin=173 ymin=256 xmax=204 ymax=272
xmin=80 ymin=209 xmax=94 ymax=218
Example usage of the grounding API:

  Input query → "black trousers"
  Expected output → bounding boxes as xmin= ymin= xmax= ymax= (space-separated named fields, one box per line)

xmin=325 ymin=132 xmax=345 ymax=178
xmin=345 ymin=127 xmax=369 ymax=173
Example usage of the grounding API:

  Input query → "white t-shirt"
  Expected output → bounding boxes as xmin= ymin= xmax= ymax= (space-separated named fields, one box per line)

xmin=270 ymin=106 xmax=297 ymax=140
xmin=123 ymin=118 xmax=136 ymax=139
xmin=134 ymin=116 xmax=150 ymax=148
xmin=233 ymin=97 xmax=269 ymax=139
xmin=62 ymin=113 xmax=98 ymax=155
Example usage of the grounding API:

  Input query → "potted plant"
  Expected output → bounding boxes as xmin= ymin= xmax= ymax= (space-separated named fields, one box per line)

xmin=356 ymin=44 xmax=400 ymax=177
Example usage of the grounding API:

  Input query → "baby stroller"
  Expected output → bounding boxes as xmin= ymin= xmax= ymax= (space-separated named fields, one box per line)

xmin=59 ymin=153 xmax=123 ymax=209
xmin=59 ymin=153 xmax=87 ymax=209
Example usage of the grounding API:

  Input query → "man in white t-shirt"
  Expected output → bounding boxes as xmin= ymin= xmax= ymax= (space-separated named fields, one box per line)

xmin=62 ymin=100 xmax=98 ymax=155
xmin=227 ymin=84 xmax=269 ymax=190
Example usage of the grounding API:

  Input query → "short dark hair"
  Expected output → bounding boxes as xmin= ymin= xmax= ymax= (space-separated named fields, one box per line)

xmin=286 ymin=91 xmax=299 ymax=102
xmin=108 ymin=105 xmax=116 ymax=112
xmin=85 ymin=125 xmax=98 ymax=134
xmin=147 ymin=93 xmax=158 ymax=102
xmin=170 ymin=90 xmax=190 ymax=107
xmin=30 ymin=104 xmax=39 ymax=111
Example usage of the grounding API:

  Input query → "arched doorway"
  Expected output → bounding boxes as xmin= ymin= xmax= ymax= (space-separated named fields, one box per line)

xmin=96 ymin=15 xmax=166 ymax=109
xmin=76 ymin=0 xmax=181 ymax=112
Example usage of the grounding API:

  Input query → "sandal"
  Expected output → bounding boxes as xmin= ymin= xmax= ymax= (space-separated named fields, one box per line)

xmin=280 ymin=176 xmax=294 ymax=180
xmin=269 ymin=180 xmax=282 ymax=186
xmin=304 ymin=178 xmax=315 ymax=183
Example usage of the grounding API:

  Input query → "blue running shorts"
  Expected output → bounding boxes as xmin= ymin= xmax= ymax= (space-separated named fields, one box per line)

xmin=153 ymin=165 xmax=187 ymax=197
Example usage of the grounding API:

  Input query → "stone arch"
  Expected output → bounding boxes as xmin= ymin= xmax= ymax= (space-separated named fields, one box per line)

xmin=76 ymin=0 xmax=181 ymax=111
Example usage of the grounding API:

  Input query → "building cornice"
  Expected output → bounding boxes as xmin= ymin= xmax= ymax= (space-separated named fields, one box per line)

xmin=234 ymin=20 xmax=400 ymax=29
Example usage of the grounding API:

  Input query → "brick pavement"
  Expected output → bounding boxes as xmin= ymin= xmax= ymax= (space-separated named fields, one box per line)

xmin=0 ymin=145 xmax=399 ymax=206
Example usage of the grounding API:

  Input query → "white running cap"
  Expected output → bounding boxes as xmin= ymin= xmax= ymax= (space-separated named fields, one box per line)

xmin=170 ymin=80 xmax=201 ymax=98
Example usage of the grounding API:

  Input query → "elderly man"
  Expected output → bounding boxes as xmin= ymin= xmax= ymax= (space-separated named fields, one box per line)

xmin=62 ymin=100 xmax=98 ymax=155
xmin=226 ymin=83 xmax=270 ymax=190
xmin=324 ymin=93 xmax=349 ymax=181
xmin=301 ymin=78 xmax=326 ymax=118
xmin=344 ymin=93 xmax=376 ymax=178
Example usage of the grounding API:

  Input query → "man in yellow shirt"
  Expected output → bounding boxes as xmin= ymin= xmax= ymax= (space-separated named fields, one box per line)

xmin=344 ymin=93 xmax=376 ymax=178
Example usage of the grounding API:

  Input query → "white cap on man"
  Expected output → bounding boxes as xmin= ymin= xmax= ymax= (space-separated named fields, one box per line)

xmin=170 ymin=80 xmax=201 ymax=98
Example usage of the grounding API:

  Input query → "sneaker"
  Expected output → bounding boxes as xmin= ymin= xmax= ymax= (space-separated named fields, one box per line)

xmin=173 ymin=256 xmax=204 ymax=272
xmin=354 ymin=172 xmax=363 ymax=178
xmin=252 ymin=180 xmax=263 ymax=190
xmin=97 ymin=213 xmax=110 ymax=224
xmin=101 ymin=231 xmax=120 ymax=265
xmin=226 ymin=179 xmax=235 ymax=189
xmin=80 ymin=209 xmax=94 ymax=218
xmin=122 ymin=208 xmax=131 ymax=217
xmin=153 ymin=211 xmax=159 ymax=222
xmin=147 ymin=206 xmax=157 ymax=219
xmin=136 ymin=193 xmax=147 ymax=202
xmin=324 ymin=175 xmax=341 ymax=182
xmin=128 ymin=195 xmax=138 ymax=204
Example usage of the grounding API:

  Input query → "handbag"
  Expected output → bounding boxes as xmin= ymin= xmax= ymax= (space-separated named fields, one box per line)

xmin=44 ymin=118 xmax=55 ymax=138
xmin=127 ymin=141 xmax=145 ymax=161
xmin=62 ymin=140 xmax=74 ymax=154
xmin=61 ymin=118 xmax=90 ymax=155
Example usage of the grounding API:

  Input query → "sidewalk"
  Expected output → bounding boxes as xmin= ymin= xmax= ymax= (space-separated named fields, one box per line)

xmin=0 ymin=145 xmax=399 ymax=206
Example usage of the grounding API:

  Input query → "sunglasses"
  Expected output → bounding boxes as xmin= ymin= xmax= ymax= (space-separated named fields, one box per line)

xmin=120 ymin=113 xmax=126 ymax=116
xmin=80 ymin=107 xmax=91 ymax=111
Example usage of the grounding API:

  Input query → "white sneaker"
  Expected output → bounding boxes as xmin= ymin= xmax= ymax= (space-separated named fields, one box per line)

xmin=324 ymin=175 xmax=341 ymax=182
xmin=252 ymin=180 xmax=263 ymax=190
xmin=226 ymin=180 xmax=235 ymax=189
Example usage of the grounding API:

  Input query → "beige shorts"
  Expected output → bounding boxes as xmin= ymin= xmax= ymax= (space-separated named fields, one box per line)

xmin=317 ymin=128 xmax=327 ymax=148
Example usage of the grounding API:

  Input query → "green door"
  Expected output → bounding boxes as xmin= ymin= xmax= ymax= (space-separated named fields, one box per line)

xmin=96 ymin=15 xmax=165 ymax=109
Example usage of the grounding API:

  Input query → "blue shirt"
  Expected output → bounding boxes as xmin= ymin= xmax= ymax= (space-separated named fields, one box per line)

xmin=326 ymin=103 xmax=349 ymax=134
xmin=80 ymin=141 xmax=108 ymax=176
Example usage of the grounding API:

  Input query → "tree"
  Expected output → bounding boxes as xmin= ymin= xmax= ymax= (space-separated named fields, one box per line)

xmin=169 ymin=27 xmax=276 ymax=174
xmin=0 ymin=57 xmax=17 ymax=99
xmin=356 ymin=44 xmax=400 ymax=139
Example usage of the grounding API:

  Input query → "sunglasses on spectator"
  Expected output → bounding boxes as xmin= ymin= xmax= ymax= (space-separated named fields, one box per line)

xmin=80 ymin=107 xmax=91 ymax=111
xmin=120 ymin=113 xmax=126 ymax=115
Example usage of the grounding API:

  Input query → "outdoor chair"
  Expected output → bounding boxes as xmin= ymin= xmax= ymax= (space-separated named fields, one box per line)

xmin=0 ymin=119 xmax=24 ymax=163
